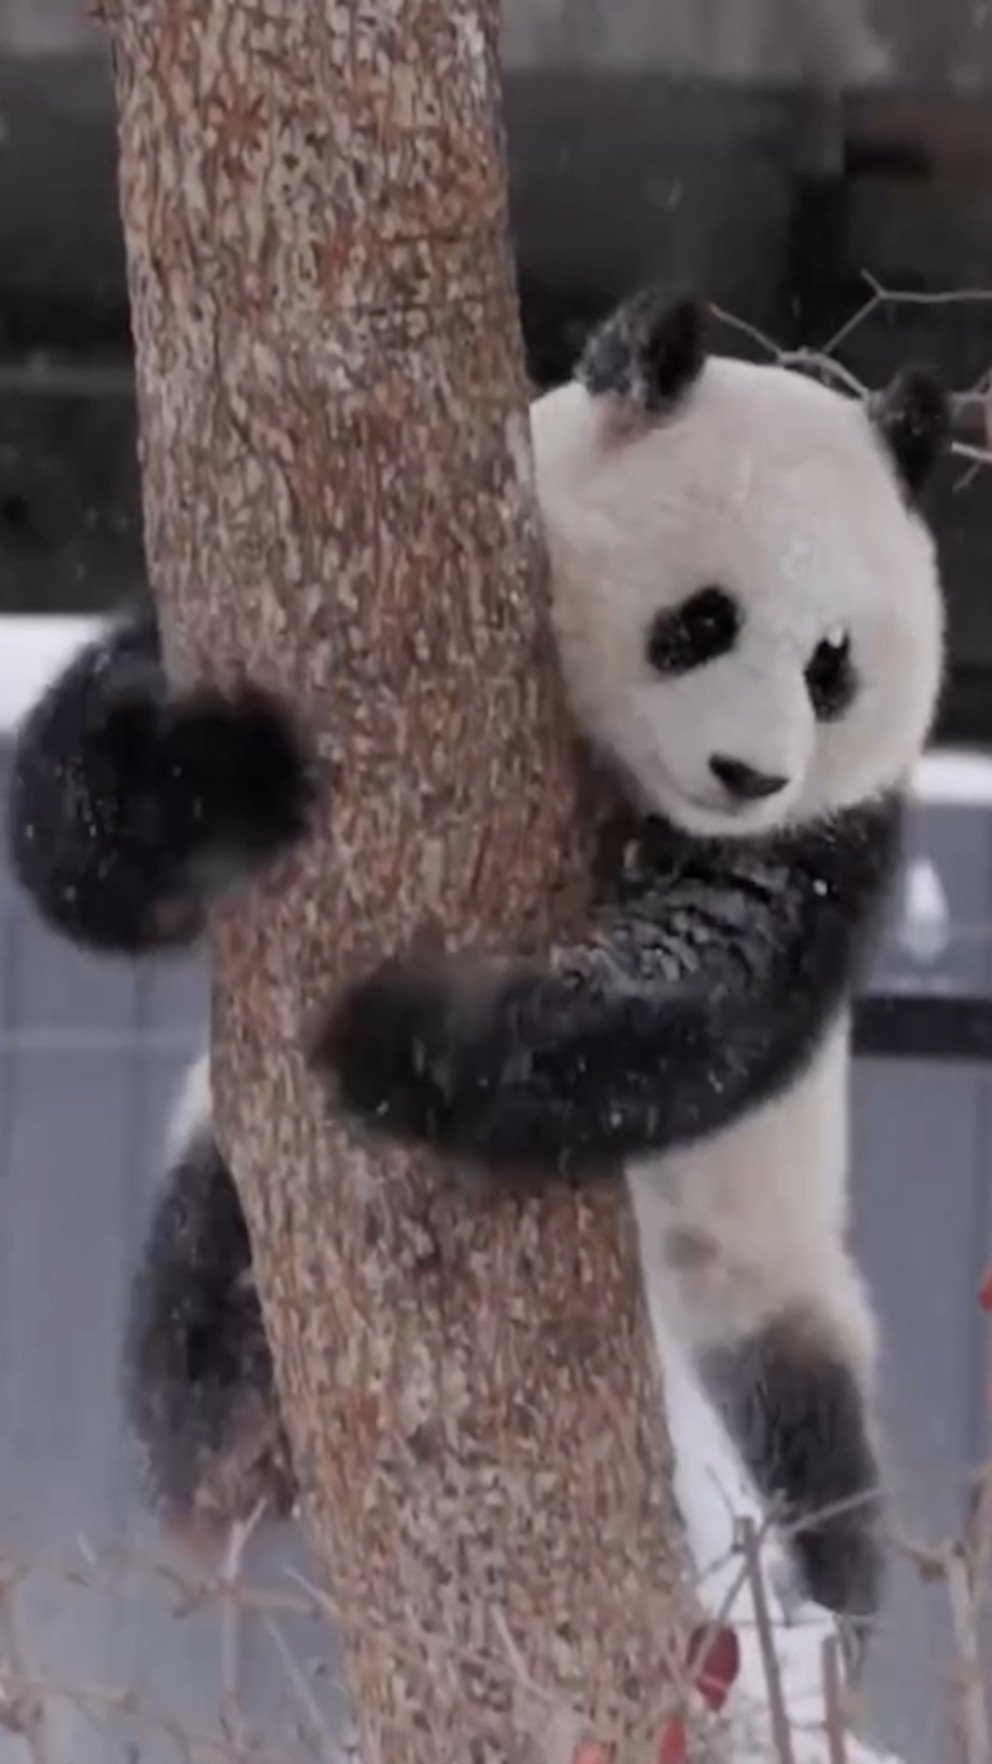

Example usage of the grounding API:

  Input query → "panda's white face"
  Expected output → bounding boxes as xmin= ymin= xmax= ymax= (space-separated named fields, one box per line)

xmin=531 ymin=351 xmax=945 ymax=838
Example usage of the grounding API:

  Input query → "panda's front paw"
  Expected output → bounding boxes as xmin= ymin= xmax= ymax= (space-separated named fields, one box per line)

xmin=312 ymin=958 xmax=473 ymax=1146
xmin=173 ymin=683 xmax=319 ymax=869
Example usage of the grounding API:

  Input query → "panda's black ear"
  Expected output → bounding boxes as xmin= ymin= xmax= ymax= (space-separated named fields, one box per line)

xmin=577 ymin=286 xmax=706 ymax=416
xmin=869 ymin=365 xmax=949 ymax=500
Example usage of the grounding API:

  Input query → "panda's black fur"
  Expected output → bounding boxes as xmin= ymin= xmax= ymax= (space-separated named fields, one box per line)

xmin=5 ymin=287 xmax=948 ymax=1629
xmin=122 ymin=1081 xmax=293 ymax=1537
xmin=8 ymin=605 xmax=315 ymax=954
xmin=319 ymin=800 xmax=901 ymax=1181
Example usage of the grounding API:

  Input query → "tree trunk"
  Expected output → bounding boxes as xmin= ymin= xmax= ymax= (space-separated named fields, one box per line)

xmin=108 ymin=2 xmax=694 ymax=1756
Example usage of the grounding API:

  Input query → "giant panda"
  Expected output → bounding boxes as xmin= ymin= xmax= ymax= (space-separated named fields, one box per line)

xmin=5 ymin=287 xmax=948 ymax=1617
xmin=310 ymin=288 xmax=949 ymax=1627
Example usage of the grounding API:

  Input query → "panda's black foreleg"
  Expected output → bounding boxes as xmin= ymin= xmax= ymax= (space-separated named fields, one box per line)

xmin=7 ymin=603 xmax=316 ymax=953
xmin=312 ymin=931 xmax=821 ymax=1180
xmin=312 ymin=799 xmax=901 ymax=1179
xmin=698 ymin=1305 xmax=884 ymax=1623
xmin=122 ymin=1123 xmax=295 ymax=1545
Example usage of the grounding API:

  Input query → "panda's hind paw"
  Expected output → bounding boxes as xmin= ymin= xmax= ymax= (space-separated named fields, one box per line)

xmin=791 ymin=1508 xmax=885 ymax=1625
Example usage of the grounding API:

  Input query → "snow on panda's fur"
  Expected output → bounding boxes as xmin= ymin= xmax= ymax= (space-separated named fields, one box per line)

xmin=313 ymin=289 xmax=949 ymax=1624
xmin=4 ymin=287 xmax=948 ymax=1614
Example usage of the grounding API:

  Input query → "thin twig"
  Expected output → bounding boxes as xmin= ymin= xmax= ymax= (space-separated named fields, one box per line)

xmin=708 ymin=303 xmax=783 ymax=361
xmin=777 ymin=1482 xmax=885 ymax=1546
xmin=953 ymin=460 xmax=985 ymax=495
xmin=716 ymin=280 xmax=992 ymax=489
xmin=219 ymin=1502 xmax=266 ymax=1760
xmin=779 ymin=352 xmax=868 ymax=399
xmin=821 ymin=1637 xmax=849 ymax=1764
xmin=965 ymin=1467 xmax=992 ymax=1617
xmin=863 ymin=271 xmax=992 ymax=309
xmin=738 ymin=1519 xmax=796 ymax=1764
xmin=946 ymin=1546 xmax=991 ymax=1764
xmin=0 ymin=1664 xmax=280 ymax=1764
xmin=952 ymin=442 xmax=992 ymax=467
xmin=0 ymin=1571 xmax=53 ymax=1764
xmin=819 ymin=293 xmax=883 ymax=359
xmin=262 ymin=1616 xmax=343 ymax=1764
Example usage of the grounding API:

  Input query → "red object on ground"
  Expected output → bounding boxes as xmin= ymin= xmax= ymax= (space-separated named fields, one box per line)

xmin=688 ymin=1621 xmax=741 ymax=1713
xmin=571 ymin=1621 xmax=740 ymax=1763
xmin=656 ymin=1717 xmax=688 ymax=1764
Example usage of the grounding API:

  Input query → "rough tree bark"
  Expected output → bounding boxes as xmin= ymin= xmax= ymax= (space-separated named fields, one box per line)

xmin=108 ymin=2 xmax=695 ymax=1756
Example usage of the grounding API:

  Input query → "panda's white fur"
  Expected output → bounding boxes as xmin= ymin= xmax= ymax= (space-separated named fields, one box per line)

xmin=525 ymin=337 xmax=942 ymax=1613
xmin=166 ymin=1051 xmax=211 ymax=1169
xmin=533 ymin=356 xmax=943 ymax=839
xmin=632 ymin=1014 xmax=859 ymax=1345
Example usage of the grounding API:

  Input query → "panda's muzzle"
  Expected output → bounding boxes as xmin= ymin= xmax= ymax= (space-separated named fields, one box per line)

xmin=709 ymin=755 xmax=789 ymax=802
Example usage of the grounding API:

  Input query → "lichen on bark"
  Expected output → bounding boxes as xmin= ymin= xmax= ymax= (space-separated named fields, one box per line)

xmin=108 ymin=1 xmax=694 ymax=1755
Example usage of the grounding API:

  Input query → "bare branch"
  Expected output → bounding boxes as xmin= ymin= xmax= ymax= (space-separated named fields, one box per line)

xmin=821 ymin=1638 xmax=849 ymax=1764
xmin=951 ymin=442 xmax=992 ymax=468
xmin=714 ymin=284 xmax=992 ymax=480
xmin=819 ymin=293 xmax=883 ymax=360
xmin=0 ymin=1571 xmax=52 ymax=1764
xmin=709 ymin=303 xmax=785 ymax=361
xmin=862 ymin=272 xmax=992 ymax=310
xmin=0 ymin=1665 xmax=268 ymax=1764
xmin=219 ymin=1504 xmax=265 ymax=1760
xmin=946 ymin=1547 xmax=991 ymax=1764
xmin=262 ymin=1617 xmax=344 ymax=1764
xmin=739 ymin=1519 xmax=796 ymax=1764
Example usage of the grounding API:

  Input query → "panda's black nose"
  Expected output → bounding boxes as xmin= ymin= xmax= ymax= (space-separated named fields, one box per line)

xmin=709 ymin=755 xmax=788 ymax=801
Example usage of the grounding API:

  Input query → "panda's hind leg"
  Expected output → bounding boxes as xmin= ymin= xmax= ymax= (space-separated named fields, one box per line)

xmin=641 ymin=1151 xmax=886 ymax=1631
xmin=698 ymin=1291 xmax=884 ymax=1624
xmin=8 ymin=603 xmax=316 ymax=953
xmin=122 ymin=1107 xmax=295 ymax=1551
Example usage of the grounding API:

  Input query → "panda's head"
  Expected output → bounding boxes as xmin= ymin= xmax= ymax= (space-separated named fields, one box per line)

xmin=531 ymin=288 xmax=948 ymax=839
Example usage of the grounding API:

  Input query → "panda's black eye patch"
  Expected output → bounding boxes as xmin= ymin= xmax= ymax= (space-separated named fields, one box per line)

xmin=646 ymin=586 xmax=741 ymax=676
xmin=806 ymin=627 xmax=856 ymax=721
